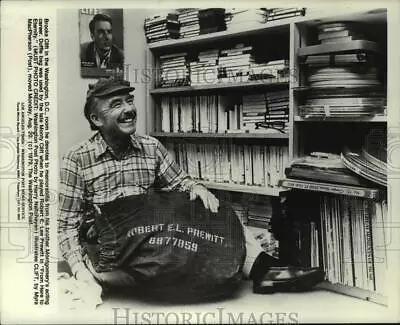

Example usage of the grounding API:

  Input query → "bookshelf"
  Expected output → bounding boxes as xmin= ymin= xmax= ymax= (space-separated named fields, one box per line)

xmin=144 ymin=8 xmax=389 ymax=306
xmin=287 ymin=8 xmax=389 ymax=305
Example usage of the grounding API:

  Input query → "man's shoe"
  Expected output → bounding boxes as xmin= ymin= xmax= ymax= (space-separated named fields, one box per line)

xmin=253 ymin=266 xmax=325 ymax=294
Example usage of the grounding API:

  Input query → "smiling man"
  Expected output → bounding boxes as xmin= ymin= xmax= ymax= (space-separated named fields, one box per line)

xmin=80 ymin=13 xmax=124 ymax=70
xmin=58 ymin=77 xmax=325 ymax=303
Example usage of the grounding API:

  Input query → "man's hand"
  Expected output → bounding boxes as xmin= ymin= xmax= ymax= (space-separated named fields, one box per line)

xmin=189 ymin=184 xmax=219 ymax=213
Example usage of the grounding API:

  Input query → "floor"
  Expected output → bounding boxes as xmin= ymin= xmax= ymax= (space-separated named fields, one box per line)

xmin=58 ymin=281 xmax=393 ymax=324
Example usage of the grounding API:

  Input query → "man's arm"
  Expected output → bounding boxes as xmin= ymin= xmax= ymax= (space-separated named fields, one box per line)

xmin=154 ymin=140 xmax=219 ymax=212
xmin=58 ymin=151 xmax=89 ymax=277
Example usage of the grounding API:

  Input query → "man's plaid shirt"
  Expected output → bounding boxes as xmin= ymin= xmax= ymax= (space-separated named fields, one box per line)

xmin=58 ymin=132 xmax=197 ymax=271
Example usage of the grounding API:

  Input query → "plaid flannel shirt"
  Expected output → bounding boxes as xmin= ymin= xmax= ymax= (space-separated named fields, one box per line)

xmin=58 ymin=132 xmax=198 ymax=272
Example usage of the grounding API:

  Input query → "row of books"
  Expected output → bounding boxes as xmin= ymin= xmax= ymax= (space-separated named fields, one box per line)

xmin=318 ymin=195 xmax=388 ymax=294
xmin=159 ymin=92 xmax=289 ymax=134
xmin=164 ymin=140 xmax=289 ymax=187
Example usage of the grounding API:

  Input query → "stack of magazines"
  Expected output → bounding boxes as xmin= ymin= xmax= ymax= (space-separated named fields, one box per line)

xmin=178 ymin=9 xmax=200 ymax=39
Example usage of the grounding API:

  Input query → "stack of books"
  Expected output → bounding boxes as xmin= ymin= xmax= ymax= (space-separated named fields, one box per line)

xmin=249 ymin=59 xmax=289 ymax=81
xmin=299 ymin=21 xmax=386 ymax=119
xmin=218 ymin=44 xmax=254 ymax=83
xmin=265 ymin=8 xmax=306 ymax=21
xmin=341 ymin=127 xmax=387 ymax=187
xmin=198 ymin=8 xmax=226 ymax=34
xmin=158 ymin=52 xmax=189 ymax=88
xmin=241 ymin=90 xmax=289 ymax=134
xmin=178 ymin=9 xmax=200 ymax=39
xmin=242 ymin=93 xmax=267 ymax=131
xmin=144 ymin=13 xmax=180 ymax=43
xmin=265 ymin=90 xmax=289 ymax=133
xmin=189 ymin=49 xmax=219 ymax=86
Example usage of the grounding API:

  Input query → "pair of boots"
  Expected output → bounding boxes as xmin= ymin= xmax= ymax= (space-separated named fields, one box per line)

xmin=250 ymin=252 xmax=325 ymax=294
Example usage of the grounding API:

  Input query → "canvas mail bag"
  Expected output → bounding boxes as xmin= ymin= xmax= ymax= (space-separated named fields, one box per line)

xmin=91 ymin=191 xmax=246 ymax=302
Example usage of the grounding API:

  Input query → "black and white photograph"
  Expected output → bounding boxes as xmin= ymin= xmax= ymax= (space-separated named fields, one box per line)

xmin=1 ymin=2 xmax=400 ymax=324
xmin=79 ymin=8 xmax=124 ymax=78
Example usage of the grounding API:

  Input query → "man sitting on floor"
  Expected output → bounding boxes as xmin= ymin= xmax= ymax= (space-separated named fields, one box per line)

xmin=58 ymin=77 xmax=324 ymax=303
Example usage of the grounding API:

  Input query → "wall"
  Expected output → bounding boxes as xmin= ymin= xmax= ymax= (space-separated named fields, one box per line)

xmin=57 ymin=9 xmax=153 ymax=157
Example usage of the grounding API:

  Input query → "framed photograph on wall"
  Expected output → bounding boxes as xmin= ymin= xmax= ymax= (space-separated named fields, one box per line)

xmin=79 ymin=8 xmax=124 ymax=78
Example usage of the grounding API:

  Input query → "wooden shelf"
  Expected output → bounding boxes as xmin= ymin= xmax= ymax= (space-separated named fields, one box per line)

xmin=294 ymin=115 xmax=387 ymax=122
xmin=297 ymin=40 xmax=383 ymax=57
xmin=151 ymin=132 xmax=289 ymax=139
xmin=198 ymin=181 xmax=288 ymax=196
xmin=316 ymin=281 xmax=388 ymax=306
xmin=150 ymin=80 xmax=289 ymax=95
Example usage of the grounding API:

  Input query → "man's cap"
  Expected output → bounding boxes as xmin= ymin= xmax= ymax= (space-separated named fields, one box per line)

xmin=86 ymin=77 xmax=135 ymax=100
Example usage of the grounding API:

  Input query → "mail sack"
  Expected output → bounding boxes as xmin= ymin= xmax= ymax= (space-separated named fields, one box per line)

xmin=92 ymin=191 xmax=246 ymax=302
